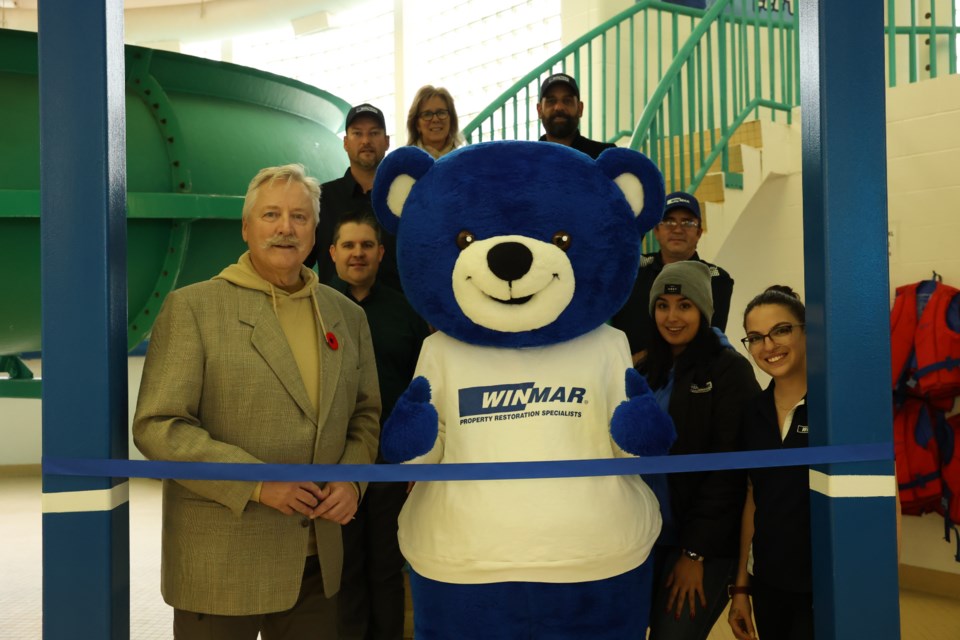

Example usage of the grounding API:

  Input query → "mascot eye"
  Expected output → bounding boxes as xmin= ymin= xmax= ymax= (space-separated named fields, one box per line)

xmin=551 ymin=231 xmax=572 ymax=251
xmin=456 ymin=230 xmax=476 ymax=250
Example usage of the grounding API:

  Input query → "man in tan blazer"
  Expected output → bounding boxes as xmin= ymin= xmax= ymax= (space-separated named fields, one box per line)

xmin=134 ymin=164 xmax=380 ymax=639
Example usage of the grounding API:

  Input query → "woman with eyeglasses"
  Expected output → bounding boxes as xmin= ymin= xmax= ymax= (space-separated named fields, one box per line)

xmin=644 ymin=261 xmax=759 ymax=640
xmin=405 ymin=85 xmax=461 ymax=159
xmin=727 ymin=285 xmax=812 ymax=640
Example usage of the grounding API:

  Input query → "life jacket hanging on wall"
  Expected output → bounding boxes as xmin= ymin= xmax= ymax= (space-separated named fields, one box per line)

xmin=890 ymin=278 xmax=960 ymax=405
xmin=890 ymin=276 xmax=960 ymax=562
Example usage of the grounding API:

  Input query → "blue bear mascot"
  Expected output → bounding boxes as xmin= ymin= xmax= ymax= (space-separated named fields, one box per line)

xmin=371 ymin=141 xmax=676 ymax=639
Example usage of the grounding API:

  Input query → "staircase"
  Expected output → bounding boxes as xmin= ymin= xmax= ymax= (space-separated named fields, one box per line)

xmin=462 ymin=0 xmax=798 ymax=254
xmin=462 ymin=0 xmax=953 ymax=258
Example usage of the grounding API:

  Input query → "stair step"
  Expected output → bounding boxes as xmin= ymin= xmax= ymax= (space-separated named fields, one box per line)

xmin=659 ymin=144 xmax=744 ymax=183
xmin=655 ymin=119 xmax=762 ymax=183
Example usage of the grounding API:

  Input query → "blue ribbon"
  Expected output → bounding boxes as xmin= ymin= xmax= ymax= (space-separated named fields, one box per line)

xmin=43 ymin=443 xmax=891 ymax=482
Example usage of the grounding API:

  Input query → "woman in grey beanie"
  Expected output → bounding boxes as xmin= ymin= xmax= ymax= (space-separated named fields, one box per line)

xmin=643 ymin=261 xmax=760 ymax=640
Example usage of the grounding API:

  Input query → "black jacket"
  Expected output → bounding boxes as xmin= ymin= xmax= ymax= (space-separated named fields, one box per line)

xmin=664 ymin=347 xmax=759 ymax=559
xmin=741 ymin=383 xmax=812 ymax=592
xmin=304 ymin=169 xmax=402 ymax=293
xmin=538 ymin=131 xmax=615 ymax=159
xmin=612 ymin=252 xmax=734 ymax=355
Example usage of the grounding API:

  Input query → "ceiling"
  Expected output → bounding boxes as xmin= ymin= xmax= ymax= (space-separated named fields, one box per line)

xmin=0 ymin=0 xmax=363 ymax=45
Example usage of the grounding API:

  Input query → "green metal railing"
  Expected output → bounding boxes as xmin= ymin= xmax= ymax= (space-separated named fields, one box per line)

xmin=628 ymin=0 xmax=795 ymax=195
xmin=887 ymin=0 xmax=960 ymax=87
xmin=463 ymin=0 xmax=798 ymax=197
xmin=464 ymin=0 xmax=960 ymax=199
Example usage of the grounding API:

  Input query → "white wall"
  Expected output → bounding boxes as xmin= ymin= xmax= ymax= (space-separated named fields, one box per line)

xmin=0 ymin=357 xmax=148 ymax=466
xmin=0 ymin=358 xmax=43 ymax=466
xmin=887 ymin=73 xmax=960 ymax=293
xmin=886 ymin=73 xmax=960 ymax=576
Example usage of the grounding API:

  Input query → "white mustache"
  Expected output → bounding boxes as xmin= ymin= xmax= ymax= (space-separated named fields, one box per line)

xmin=262 ymin=235 xmax=301 ymax=249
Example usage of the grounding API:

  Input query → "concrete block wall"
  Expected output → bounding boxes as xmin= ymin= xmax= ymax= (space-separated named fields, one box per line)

xmin=887 ymin=73 xmax=960 ymax=294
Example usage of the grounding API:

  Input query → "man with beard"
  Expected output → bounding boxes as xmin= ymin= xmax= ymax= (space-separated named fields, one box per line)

xmin=328 ymin=212 xmax=430 ymax=640
xmin=537 ymin=73 xmax=615 ymax=159
xmin=305 ymin=104 xmax=400 ymax=291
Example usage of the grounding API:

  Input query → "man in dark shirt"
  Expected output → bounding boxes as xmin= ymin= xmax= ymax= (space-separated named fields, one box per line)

xmin=537 ymin=72 xmax=615 ymax=159
xmin=327 ymin=212 xmax=430 ymax=640
xmin=305 ymin=103 xmax=401 ymax=291
xmin=611 ymin=191 xmax=734 ymax=365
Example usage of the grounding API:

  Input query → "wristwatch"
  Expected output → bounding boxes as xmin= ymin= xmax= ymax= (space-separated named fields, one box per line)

xmin=728 ymin=585 xmax=751 ymax=596
xmin=681 ymin=548 xmax=704 ymax=562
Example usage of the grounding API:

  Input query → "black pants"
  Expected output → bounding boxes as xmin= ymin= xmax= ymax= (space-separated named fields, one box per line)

xmin=173 ymin=555 xmax=336 ymax=639
xmin=751 ymin=575 xmax=814 ymax=640
xmin=338 ymin=482 xmax=408 ymax=640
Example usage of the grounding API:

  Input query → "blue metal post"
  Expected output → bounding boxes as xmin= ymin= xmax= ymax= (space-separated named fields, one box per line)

xmin=38 ymin=1 xmax=130 ymax=638
xmin=799 ymin=1 xmax=900 ymax=639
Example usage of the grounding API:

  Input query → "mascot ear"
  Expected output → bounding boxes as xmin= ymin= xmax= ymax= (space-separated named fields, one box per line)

xmin=371 ymin=146 xmax=435 ymax=235
xmin=596 ymin=147 xmax=666 ymax=237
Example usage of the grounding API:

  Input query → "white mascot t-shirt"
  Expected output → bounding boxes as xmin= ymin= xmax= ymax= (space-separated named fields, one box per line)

xmin=398 ymin=324 xmax=662 ymax=584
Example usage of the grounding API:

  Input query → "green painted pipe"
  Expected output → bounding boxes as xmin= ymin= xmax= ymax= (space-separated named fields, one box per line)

xmin=0 ymin=29 xmax=350 ymax=366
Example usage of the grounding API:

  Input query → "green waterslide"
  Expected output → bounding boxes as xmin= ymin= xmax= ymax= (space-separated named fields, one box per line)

xmin=0 ymin=29 xmax=350 ymax=396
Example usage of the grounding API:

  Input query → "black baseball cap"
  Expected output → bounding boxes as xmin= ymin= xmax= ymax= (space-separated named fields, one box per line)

xmin=345 ymin=103 xmax=386 ymax=131
xmin=663 ymin=191 xmax=702 ymax=220
xmin=539 ymin=73 xmax=580 ymax=99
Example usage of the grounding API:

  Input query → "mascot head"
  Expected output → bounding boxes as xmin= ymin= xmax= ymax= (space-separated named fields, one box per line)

xmin=372 ymin=141 xmax=664 ymax=348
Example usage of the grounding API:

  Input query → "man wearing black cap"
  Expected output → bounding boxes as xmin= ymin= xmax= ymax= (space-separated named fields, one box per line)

xmin=537 ymin=73 xmax=615 ymax=159
xmin=611 ymin=191 xmax=734 ymax=365
xmin=304 ymin=103 xmax=401 ymax=291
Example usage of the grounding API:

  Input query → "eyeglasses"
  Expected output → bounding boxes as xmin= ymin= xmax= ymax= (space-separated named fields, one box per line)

xmin=418 ymin=109 xmax=449 ymax=121
xmin=658 ymin=219 xmax=700 ymax=230
xmin=741 ymin=323 xmax=805 ymax=349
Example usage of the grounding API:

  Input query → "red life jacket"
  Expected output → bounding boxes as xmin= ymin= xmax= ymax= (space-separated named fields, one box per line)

xmin=893 ymin=398 xmax=942 ymax=516
xmin=890 ymin=280 xmax=960 ymax=404
xmin=941 ymin=410 xmax=960 ymax=560
xmin=891 ymin=279 xmax=960 ymax=561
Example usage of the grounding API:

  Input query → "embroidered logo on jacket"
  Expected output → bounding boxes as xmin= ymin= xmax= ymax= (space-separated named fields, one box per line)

xmin=458 ymin=382 xmax=586 ymax=420
xmin=689 ymin=381 xmax=713 ymax=394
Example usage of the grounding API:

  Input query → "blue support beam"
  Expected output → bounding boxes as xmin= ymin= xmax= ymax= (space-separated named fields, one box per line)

xmin=799 ymin=1 xmax=900 ymax=638
xmin=38 ymin=1 xmax=130 ymax=638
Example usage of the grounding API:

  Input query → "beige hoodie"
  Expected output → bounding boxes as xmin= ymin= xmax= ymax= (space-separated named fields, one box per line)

xmin=215 ymin=252 xmax=323 ymax=416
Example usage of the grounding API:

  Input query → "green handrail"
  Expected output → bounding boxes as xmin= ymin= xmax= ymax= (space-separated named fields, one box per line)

xmin=628 ymin=0 xmax=796 ymax=196
xmin=462 ymin=0 xmax=799 ymax=198
xmin=464 ymin=0 xmax=958 ymax=194
xmin=462 ymin=0 xmax=708 ymax=145
xmin=886 ymin=0 xmax=960 ymax=87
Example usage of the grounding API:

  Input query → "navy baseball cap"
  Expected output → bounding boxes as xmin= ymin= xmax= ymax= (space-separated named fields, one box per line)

xmin=663 ymin=191 xmax=702 ymax=220
xmin=345 ymin=103 xmax=386 ymax=131
xmin=539 ymin=73 xmax=580 ymax=99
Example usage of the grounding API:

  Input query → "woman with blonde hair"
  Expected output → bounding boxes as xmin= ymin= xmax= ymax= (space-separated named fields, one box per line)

xmin=405 ymin=85 xmax=461 ymax=158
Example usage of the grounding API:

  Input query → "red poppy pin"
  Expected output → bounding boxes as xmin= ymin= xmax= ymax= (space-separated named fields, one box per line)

xmin=325 ymin=332 xmax=339 ymax=350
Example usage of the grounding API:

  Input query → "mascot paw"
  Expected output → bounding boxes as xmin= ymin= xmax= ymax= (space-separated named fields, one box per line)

xmin=610 ymin=368 xmax=677 ymax=456
xmin=381 ymin=376 xmax=440 ymax=463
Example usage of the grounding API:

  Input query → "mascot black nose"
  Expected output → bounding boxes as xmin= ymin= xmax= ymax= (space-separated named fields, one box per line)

xmin=487 ymin=242 xmax=533 ymax=282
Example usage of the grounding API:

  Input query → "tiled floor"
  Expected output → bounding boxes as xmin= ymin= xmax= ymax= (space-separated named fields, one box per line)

xmin=1 ymin=476 xmax=172 ymax=639
xmin=3 ymin=474 xmax=960 ymax=639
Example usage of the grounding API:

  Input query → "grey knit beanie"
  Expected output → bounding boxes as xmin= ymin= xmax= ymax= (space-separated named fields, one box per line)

xmin=648 ymin=261 xmax=714 ymax=322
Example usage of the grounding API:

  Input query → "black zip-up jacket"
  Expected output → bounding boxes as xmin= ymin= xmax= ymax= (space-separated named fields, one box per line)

xmin=741 ymin=383 xmax=812 ymax=592
xmin=665 ymin=347 xmax=759 ymax=559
